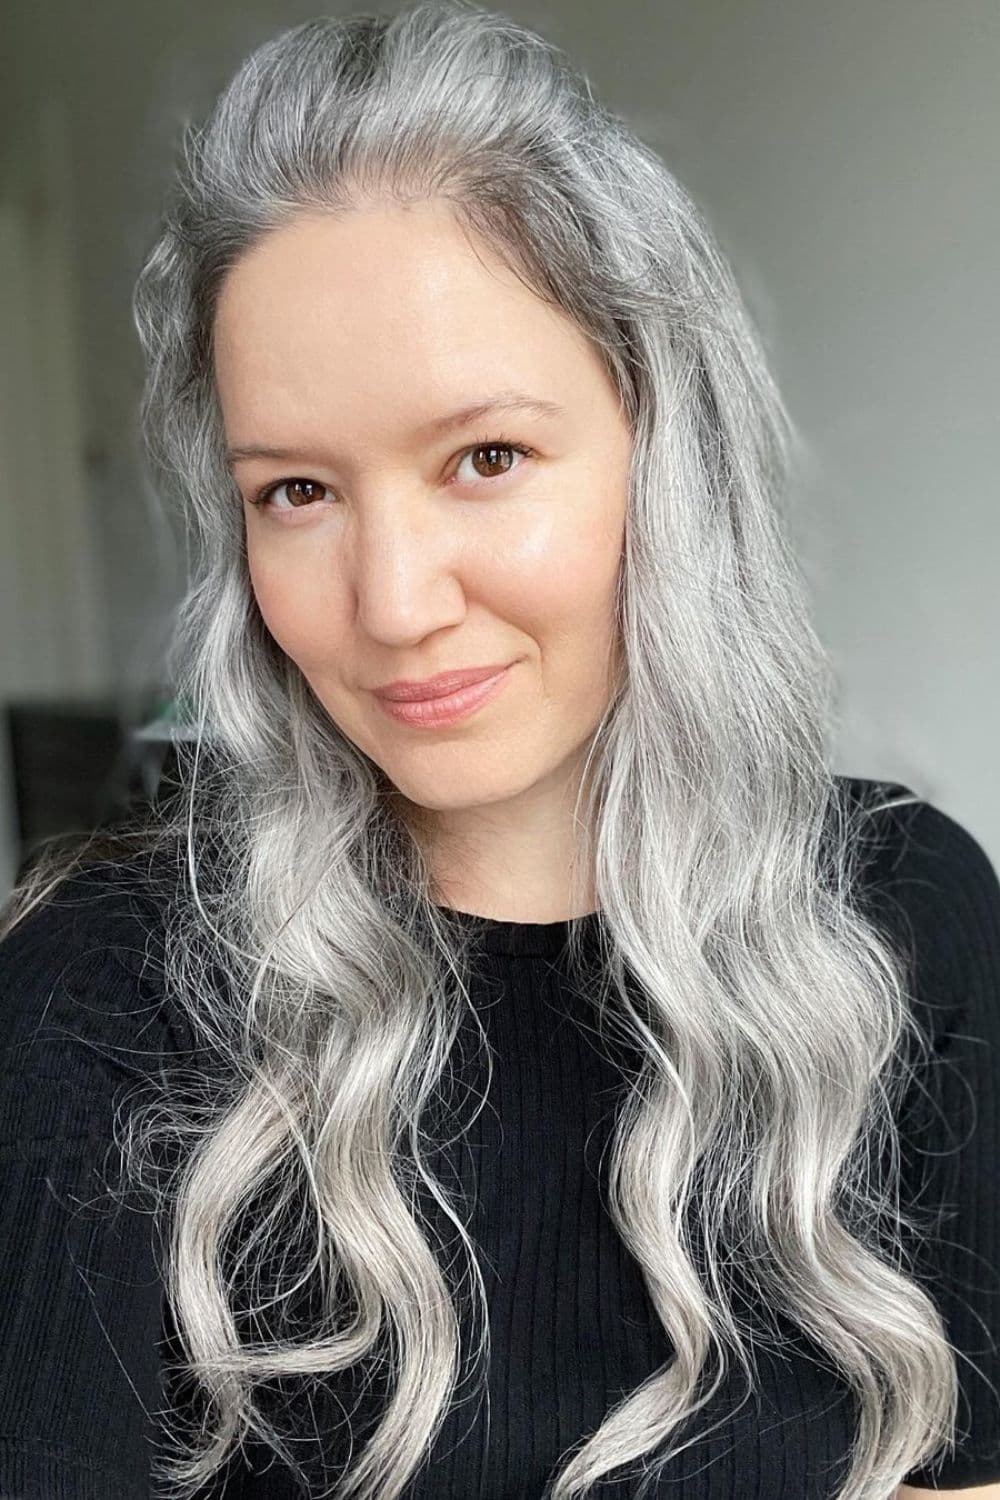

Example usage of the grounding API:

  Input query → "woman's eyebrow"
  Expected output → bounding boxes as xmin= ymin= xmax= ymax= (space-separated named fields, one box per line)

xmin=225 ymin=392 xmax=565 ymax=467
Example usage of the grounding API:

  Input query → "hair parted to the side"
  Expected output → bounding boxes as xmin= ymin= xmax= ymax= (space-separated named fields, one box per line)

xmin=1 ymin=4 xmax=962 ymax=1498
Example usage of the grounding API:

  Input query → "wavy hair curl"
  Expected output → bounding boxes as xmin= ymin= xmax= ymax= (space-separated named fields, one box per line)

xmin=3 ymin=5 xmax=959 ymax=1498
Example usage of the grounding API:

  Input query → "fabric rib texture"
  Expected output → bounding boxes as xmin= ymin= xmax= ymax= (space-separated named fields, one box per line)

xmin=1 ymin=775 xmax=998 ymax=1498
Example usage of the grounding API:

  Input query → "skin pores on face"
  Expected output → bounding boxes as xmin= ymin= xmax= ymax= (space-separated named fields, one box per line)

xmin=213 ymin=197 xmax=632 ymax=920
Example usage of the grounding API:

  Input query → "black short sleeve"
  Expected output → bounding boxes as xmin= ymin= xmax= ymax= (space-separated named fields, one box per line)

xmin=862 ymin=791 xmax=1000 ymax=1489
xmin=0 ymin=865 xmax=185 ymax=1499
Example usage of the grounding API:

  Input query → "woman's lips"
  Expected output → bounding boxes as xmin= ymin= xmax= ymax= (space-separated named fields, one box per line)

xmin=374 ymin=664 xmax=514 ymax=727
xmin=374 ymin=662 xmax=512 ymax=700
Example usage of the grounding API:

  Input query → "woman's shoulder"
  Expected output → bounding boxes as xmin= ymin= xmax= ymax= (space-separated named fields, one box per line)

xmin=0 ymin=831 xmax=182 ymax=964
xmin=835 ymin=772 xmax=1000 ymax=1046
xmin=834 ymin=773 xmax=1000 ymax=934
xmin=0 ymin=835 xmax=194 ymax=1087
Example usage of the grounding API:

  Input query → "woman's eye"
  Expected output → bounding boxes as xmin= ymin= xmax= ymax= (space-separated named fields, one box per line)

xmin=453 ymin=439 xmax=533 ymax=485
xmin=251 ymin=477 xmax=330 ymax=512
xmin=248 ymin=439 xmax=533 ymax=514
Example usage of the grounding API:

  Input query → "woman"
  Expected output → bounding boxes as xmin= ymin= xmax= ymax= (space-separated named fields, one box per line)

xmin=1 ymin=5 xmax=998 ymax=1498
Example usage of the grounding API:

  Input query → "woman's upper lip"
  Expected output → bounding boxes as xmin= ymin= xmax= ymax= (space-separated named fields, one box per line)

xmin=372 ymin=663 xmax=512 ymax=702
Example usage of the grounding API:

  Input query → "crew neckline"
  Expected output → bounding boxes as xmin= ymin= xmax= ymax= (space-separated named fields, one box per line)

xmin=432 ymin=904 xmax=603 ymax=957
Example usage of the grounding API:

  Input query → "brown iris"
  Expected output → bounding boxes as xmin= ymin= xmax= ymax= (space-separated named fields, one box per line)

xmin=468 ymin=443 xmax=515 ymax=479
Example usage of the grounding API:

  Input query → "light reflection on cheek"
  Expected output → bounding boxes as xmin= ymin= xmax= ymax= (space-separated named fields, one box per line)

xmin=246 ymin=556 xmax=305 ymax=650
xmin=247 ymin=564 xmax=353 ymax=682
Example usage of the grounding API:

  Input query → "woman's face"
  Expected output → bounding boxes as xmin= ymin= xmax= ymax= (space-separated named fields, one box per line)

xmin=213 ymin=198 xmax=631 ymax=829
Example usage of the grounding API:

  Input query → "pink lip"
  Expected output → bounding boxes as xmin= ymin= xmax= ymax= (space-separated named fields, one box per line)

xmin=373 ymin=662 xmax=514 ymax=702
xmin=374 ymin=664 xmax=514 ymax=727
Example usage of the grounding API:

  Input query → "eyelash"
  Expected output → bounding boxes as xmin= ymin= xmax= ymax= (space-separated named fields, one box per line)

xmin=247 ymin=433 xmax=536 ymax=514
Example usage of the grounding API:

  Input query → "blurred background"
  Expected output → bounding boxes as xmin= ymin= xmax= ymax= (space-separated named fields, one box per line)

xmin=1 ymin=0 xmax=997 ymax=900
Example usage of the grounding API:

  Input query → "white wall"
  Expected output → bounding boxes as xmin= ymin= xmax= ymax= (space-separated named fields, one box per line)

xmin=0 ymin=90 xmax=109 ymax=893
xmin=564 ymin=0 xmax=1000 ymax=832
xmin=3 ymin=0 xmax=998 ymax=895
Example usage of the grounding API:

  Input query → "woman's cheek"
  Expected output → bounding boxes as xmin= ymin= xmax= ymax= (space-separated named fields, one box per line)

xmin=246 ymin=547 xmax=285 ymax=628
xmin=247 ymin=548 xmax=317 ymax=658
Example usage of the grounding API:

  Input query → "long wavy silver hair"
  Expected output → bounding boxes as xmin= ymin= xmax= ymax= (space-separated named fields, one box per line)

xmin=2 ymin=5 xmax=961 ymax=1498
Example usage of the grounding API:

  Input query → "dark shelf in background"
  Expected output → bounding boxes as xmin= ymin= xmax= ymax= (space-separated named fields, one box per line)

xmin=4 ymin=696 xmax=179 ymax=876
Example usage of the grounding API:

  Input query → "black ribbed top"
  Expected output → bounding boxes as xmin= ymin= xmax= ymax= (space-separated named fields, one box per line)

xmin=2 ymin=777 xmax=999 ymax=1499
xmin=436 ymin=902 xmax=603 ymax=954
